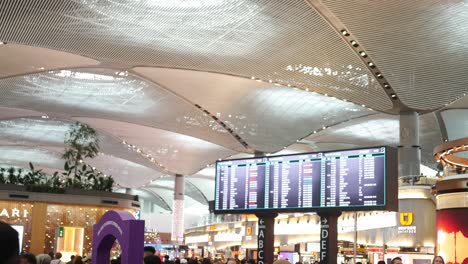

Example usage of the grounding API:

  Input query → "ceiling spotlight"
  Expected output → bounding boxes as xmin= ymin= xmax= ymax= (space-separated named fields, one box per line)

xmin=251 ymin=76 xmax=255 ymax=80
xmin=383 ymin=83 xmax=390 ymax=89
xmin=305 ymin=88 xmax=309 ymax=91
xmin=390 ymin=93 xmax=397 ymax=99
xmin=376 ymin=73 xmax=383 ymax=78
xmin=368 ymin=62 xmax=375 ymax=68
xmin=350 ymin=40 xmax=359 ymax=47
xmin=341 ymin=30 xmax=350 ymax=36
xmin=360 ymin=51 xmax=367 ymax=57
xmin=0 ymin=41 xmax=6 ymax=45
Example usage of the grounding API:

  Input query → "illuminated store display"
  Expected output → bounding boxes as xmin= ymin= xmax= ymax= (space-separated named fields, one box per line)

xmin=437 ymin=209 xmax=468 ymax=264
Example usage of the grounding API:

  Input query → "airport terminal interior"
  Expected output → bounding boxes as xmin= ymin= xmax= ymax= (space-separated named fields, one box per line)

xmin=0 ymin=1 xmax=468 ymax=264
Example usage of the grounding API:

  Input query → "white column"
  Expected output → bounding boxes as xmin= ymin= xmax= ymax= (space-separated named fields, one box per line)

xmin=399 ymin=111 xmax=421 ymax=183
xmin=171 ymin=174 xmax=185 ymax=244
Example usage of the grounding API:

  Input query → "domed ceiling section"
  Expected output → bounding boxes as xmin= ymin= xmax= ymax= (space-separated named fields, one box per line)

xmin=0 ymin=68 xmax=244 ymax=151
xmin=0 ymin=0 xmax=393 ymax=112
xmin=73 ymin=117 xmax=237 ymax=175
xmin=135 ymin=68 xmax=376 ymax=152
xmin=0 ymin=44 xmax=99 ymax=78
xmin=320 ymin=0 xmax=468 ymax=110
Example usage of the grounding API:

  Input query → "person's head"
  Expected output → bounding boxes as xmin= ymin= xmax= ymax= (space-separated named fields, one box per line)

xmin=433 ymin=256 xmax=444 ymax=264
xmin=74 ymin=256 xmax=84 ymax=264
xmin=70 ymin=255 xmax=75 ymax=260
xmin=145 ymin=255 xmax=162 ymax=264
xmin=0 ymin=221 xmax=19 ymax=264
xmin=202 ymin=258 xmax=211 ymax=264
xmin=227 ymin=258 xmax=240 ymax=264
xmin=391 ymin=257 xmax=402 ymax=264
xmin=144 ymin=246 xmax=156 ymax=257
xmin=377 ymin=261 xmax=386 ymax=264
xmin=36 ymin=254 xmax=51 ymax=264
xmin=54 ymin=252 xmax=62 ymax=260
xmin=19 ymin=253 xmax=37 ymax=264
xmin=165 ymin=255 xmax=170 ymax=261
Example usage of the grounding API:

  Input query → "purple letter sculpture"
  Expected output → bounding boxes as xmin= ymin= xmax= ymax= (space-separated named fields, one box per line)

xmin=92 ymin=210 xmax=144 ymax=264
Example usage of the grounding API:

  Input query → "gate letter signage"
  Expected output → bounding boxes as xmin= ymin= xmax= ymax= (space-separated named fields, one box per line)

xmin=320 ymin=215 xmax=330 ymax=264
xmin=257 ymin=218 xmax=266 ymax=264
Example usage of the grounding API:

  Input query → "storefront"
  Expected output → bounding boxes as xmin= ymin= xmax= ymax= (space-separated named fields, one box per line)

xmin=185 ymin=187 xmax=437 ymax=264
xmin=0 ymin=186 xmax=139 ymax=258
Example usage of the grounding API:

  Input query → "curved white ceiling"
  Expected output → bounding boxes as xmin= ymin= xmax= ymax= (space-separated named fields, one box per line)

xmin=0 ymin=0 xmax=393 ymax=111
xmin=321 ymin=0 xmax=468 ymax=110
xmin=74 ymin=117 xmax=237 ymax=175
xmin=135 ymin=67 xmax=375 ymax=152
xmin=0 ymin=44 xmax=99 ymax=78
xmin=0 ymin=0 xmax=466 ymax=212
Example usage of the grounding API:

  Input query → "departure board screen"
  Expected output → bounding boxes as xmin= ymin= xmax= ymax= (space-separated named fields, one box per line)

xmin=214 ymin=146 xmax=397 ymax=213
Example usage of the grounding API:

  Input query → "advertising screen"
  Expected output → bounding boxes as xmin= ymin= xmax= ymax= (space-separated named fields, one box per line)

xmin=214 ymin=146 xmax=397 ymax=213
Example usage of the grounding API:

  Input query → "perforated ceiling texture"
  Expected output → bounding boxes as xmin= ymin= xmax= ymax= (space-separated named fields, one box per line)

xmin=0 ymin=0 xmax=466 ymax=211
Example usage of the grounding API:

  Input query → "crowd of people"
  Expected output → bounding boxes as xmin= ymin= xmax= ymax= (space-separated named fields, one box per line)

xmin=0 ymin=221 xmax=447 ymax=264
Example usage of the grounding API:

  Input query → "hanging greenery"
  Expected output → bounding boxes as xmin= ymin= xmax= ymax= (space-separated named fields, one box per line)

xmin=0 ymin=122 xmax=115 ymax=193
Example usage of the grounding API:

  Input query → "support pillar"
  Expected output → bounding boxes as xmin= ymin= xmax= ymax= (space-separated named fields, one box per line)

xmin=171 ymin=174 xmax=185 ymax=245
xmin=318 ymin=212 xmax=340 ymax=264
xmin=256 ymin=213 xmax=277 ymax=264
xmin=30 ymin=202 xmax=48 ymax=254
xmin=399 ymin=111 xmax=421 ymax=182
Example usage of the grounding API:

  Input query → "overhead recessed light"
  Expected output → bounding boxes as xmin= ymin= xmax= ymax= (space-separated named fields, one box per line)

xmin=360 ymin=51 xmax=367 ymax=57
xmin=391 ymin=93 xmax=397 ymax=99
xmin=376 ymin=73 xmax=383 ymax=78
xmin=0 ymin=42 xmax=6 ymax=45
xmin=368 ymin=62 xmax=375 ymax=68
xmin=384 ymin=83 xmax=390 ymax=89
xmin=350 ymin=40 xmax=359 ymax=47
xmin=251 ymin=76 xmax=255 ymax=80
xmin=341 ymin=30 xmax=350 ymax=36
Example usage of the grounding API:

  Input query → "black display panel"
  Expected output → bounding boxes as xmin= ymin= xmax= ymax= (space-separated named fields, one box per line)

xmin=214 ymin=146 xmax=398 ymax=213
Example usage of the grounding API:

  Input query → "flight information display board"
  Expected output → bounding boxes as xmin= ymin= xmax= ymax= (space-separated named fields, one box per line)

xmin=214 ymin=146 xmax=397 ymax=213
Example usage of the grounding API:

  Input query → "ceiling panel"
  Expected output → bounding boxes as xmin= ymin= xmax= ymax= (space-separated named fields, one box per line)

xmin=0 ymin=68 xmax=244 ymax=151
xmin=321 ymin=0 xmax=468 ymax=110
xmin=0 ymin=0 xmax=393 ymax=111
xmin=0 ymin=146 xmax=63 ymax=169
xmin=441 ymin=109 xmax=468 ymax=141
xmin=87 ymin=154 xmax=165 ymax=188
xmin=300 ymin=113 xmax=442 ymax=167
xmin=136 ymin=68 xmax=376 ymax=152
xmin=74 ymin=117 xmax=237 ymax=175
xmin=0 ymin=44 xmax=99 ymax=78
xmin=0 ymin=117 xmax=162 ymax=171
xmin=0 ymin=106 xmax=44 ymax=120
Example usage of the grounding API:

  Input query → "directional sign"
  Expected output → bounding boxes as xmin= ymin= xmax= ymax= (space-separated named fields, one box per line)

xmin=320 ymin=215 xmax=330 ymax=264
xmin=321 ymin=218 xmax=328 ymax=225
xmin=257 ymin=217 xmax=266 ymax=264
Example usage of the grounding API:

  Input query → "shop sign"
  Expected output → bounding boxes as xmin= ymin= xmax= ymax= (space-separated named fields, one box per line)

xmin=320 ymin=216 xmax=330 ymax=264
xmin=398 ymin=212 xmax=417 ymax=234
xmin=58 ymin=226 xmax=64 ymax=238
xmin=0 ymin=208 xmax=29 ymax=218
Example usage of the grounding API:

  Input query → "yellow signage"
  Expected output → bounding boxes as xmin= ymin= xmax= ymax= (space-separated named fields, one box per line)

xmin=400 ymin=212 xmax=413 ymax=226
xmin=246 ymin=226 xmax=252 ymax=236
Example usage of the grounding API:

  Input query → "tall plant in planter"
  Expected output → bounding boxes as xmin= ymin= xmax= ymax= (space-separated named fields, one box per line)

xmin=62 ymin=122 xmax=112 ymax=191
